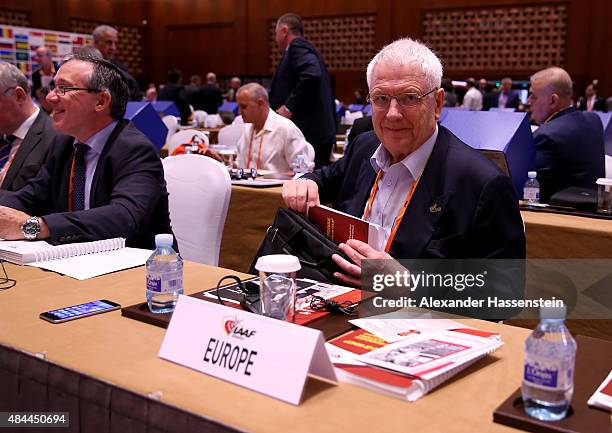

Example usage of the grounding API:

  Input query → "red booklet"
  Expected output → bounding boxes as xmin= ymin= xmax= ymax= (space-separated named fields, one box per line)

xmin=307 ymin=205 xmax=385 ymax=249
xmin=588 ymin=370 xmax=612 ymax=411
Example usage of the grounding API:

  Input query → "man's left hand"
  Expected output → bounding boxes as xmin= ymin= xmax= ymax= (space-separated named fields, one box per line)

xmin=277 ymin=105 xmax=292 ymax=119
xmin=0 ymin=206 xmax=30 ymax=240
xmin=332 ymin=239 xmax=391 ymax=287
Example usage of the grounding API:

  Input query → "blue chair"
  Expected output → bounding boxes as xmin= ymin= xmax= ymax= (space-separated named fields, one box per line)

xmin=439 ymin=108 xmax=535 ymax=197
xmin=593 ymin=112 xmax=612 ymax=156
xmin=218 ymin=102 xmax=239 ymax=116
xmin=347 ymin=104 xmax=364 ymax=112
xmin=362 ymin=104 xmax=372 ymax=115
xmin=124 ymin=102 xmax=168 ymax=151
xmin=152 ymin=101 xmax=180 ymax=117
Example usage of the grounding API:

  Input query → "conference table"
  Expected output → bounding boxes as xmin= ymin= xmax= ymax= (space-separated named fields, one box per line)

xmin=219 ymin=185 xmax=612 ymax=274
xmin=1 ymin=262 xmax=535 ymax=433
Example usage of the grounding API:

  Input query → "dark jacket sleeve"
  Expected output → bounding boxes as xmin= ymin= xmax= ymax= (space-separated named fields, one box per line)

xmin=533 ymin=132 xmax=558 ymax=202
xmin=283 ymin=44 xmax=322 ymax=114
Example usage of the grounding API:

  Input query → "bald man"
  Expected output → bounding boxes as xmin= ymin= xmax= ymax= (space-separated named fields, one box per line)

xmin=528 ymin=67 xmax=604 ymax=202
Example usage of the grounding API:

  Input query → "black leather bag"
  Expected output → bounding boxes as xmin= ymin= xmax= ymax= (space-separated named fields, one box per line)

xmin=249 ymin=208 xmax=349 ymax=282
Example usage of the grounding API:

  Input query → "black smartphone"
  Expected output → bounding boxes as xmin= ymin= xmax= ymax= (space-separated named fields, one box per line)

xmin=40 ymin=299 xmax=121 ymax=323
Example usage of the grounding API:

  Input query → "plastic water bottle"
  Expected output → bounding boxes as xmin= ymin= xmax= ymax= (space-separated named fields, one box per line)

xmin=146 ymin=234 xmax=183 ymax=314
xmin=523 ymin=171 xmax=540 ymax=204
xmin=292 ymin=154 xmax=307 ymax=174
xmin=522 ymin=304 xmax=576 ymax=421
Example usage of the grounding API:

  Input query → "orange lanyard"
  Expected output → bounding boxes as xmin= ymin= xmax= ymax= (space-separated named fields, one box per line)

xmin=246 ymin=128 xmax=265 ymax=169
xmin=363 ymin=169 xmax=422 ymax=252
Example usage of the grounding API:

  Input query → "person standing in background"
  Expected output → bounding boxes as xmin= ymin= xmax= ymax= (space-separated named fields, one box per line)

xmin=269 ymin=13 xmax=336 ymax=168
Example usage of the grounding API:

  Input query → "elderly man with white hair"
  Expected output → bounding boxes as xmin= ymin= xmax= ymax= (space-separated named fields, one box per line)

xmin=235 ymin=83 xmax=314 ymax=172
xmin=282 ymin=38 xmax=525 ymax=286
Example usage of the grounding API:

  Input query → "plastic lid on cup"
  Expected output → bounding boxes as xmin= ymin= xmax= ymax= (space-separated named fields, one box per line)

xmin=539 ymin=303 xmax=566 ymax=320
xmin=155 ymin=233 xmax=174 ymax=247
xmin=596 ymin=178 xmax=612 ymax=186
xmin=527 ymin=171 xmax=537 ymax=179
xmin=255 ymin=254 xmax=301 ymax=273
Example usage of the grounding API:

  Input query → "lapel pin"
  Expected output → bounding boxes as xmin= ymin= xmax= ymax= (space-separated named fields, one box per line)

xmin=429 ymin=203 xmax=442 ymax=213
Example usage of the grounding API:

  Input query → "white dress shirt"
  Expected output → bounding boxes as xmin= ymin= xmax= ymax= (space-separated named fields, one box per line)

xmin=462 ymin=87 xmax=483 ymax=111
xmin=0 ymin=106 xmax=39 ymax=184
xmin=364 ymin=125 xmax=438 ymax=249
xmin=236 ymin=109 xmax=314 ymax=172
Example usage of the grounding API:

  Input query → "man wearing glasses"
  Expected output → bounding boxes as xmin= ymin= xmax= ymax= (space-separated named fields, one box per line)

xmin=282 ymin=38 xmax=525 ymax=286
xmin=0 ymin=62 xmax=59 ymax=192
xmin=0 ymin=54 xmax=172 ymax=249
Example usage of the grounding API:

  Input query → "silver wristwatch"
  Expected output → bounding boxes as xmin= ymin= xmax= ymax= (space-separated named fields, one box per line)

xmin=21 ymin=216 xmax=41 ymax=240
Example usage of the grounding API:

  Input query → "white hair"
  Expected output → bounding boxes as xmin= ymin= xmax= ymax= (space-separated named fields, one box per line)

xmin=236 ymin=83 xmax=269 ymax=104
xmin=92 ymin=25 xmax=118 ymax=41
xmin=366 ymin=38 xmax=443 ymax=91
xmin=0 ymin=61 xmax=30 ymax=92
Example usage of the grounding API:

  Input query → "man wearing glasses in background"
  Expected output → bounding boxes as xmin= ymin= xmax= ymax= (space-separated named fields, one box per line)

xmin=0 ymin=62 xmax=58 ymax=192
xmin=0 ymin=54 xmax=173 ymax=249
xmin=282 ymin=38 xmax=525 ymax=286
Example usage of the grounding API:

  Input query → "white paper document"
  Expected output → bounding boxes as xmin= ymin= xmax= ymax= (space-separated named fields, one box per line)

xmin=28 ymin=247 xmax=151 ymax=280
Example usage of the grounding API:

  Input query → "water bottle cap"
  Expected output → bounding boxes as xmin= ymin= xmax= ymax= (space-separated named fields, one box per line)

xmin=255 ymin=254 xmax=301 ymax=273
xmin=539 ymin=303 xmax=566 ymax=320
xmin=528 ymin=171 xmax=537 ymax=179
xmin=155 ymin=233 xmax=174 ymax=247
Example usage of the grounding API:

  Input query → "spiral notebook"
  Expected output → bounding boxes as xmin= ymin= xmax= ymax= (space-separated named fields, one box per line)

xmin=0 ymin=238 xmax=152 ymax=280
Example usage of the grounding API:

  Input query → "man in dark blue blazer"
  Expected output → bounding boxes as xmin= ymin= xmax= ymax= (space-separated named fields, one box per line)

xmin=269 ymin=13 xmax=336 ymax=168
xmin=0 ymin=54 xmax=172 ymax=249
xmin=528 ymin=67 xmax=605 ymax=202
xmin=282 ymin=39 xmax=525 ymax=287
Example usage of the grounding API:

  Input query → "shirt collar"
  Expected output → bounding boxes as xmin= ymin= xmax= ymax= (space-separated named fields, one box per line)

xmin=74 ymin=120 xmax=118 ymax=155
xmin=253 ymin=109 xmax=278 ymax=137
xmin=370 ymin=123 xmax=438 ymax=180
xmin=12 ymin=106 xmax=40 ymax=140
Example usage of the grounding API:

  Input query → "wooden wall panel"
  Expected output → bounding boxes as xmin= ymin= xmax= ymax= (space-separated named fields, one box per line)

xmin=0 ymin=0 xmax=609 ymax=99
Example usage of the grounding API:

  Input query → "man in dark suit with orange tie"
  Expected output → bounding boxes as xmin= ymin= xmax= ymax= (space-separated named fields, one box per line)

xmin=0 ymin=54 xmax=172 ymax=248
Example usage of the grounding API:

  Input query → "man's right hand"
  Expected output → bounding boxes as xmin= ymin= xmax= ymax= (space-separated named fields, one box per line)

xmin=282 ymin=179 xmax=320 ymax=214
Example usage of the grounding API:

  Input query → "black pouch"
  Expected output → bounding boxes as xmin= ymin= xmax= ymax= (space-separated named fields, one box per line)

xmin=249 ymin=208 xmax=349 ymax=282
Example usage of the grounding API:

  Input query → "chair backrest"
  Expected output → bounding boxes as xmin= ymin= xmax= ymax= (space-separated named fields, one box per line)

xmin=193 ymin=110 xmax=207 ymax=127
xmin=342 ymin=110 xmax=363 ymax=125
xmin=605 ymin=155 xmax=612 ymax=178
xmin=217 ymin=123 xmax=246 ymax=148
xmin=168 ymin=129 xmax=210 ymax=155
xmin=162 ymin=155 xmax=231 ymax=265
xmin=162 ymin=115 xmax=179 ymax=145
xmin=205 ymin=113 xmax=224 ymax=127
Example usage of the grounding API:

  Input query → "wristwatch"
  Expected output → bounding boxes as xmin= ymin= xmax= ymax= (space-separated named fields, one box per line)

xmin=21 ymin=216 xmax=41 ymax=240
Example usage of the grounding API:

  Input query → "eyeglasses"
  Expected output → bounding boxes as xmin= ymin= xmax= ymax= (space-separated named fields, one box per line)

xmin=48 ymin=82 xmax=101 ymax=96
xmin=1 ymin=87 xmax=16 ymax=96
xmin=367 ymin=88 xmax=439 ymax=108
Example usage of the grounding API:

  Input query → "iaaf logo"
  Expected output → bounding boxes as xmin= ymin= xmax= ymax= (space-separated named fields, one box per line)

xmin=222 ymin=316 xmax=257 ymax=339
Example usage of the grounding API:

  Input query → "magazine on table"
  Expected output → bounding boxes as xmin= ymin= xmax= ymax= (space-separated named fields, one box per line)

xmin=326 ymin=322 xmax=502 ymax=401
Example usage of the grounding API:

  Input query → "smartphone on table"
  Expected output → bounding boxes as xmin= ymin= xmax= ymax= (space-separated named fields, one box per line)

xmin=40 ymin=299 xmax=121 ymax=323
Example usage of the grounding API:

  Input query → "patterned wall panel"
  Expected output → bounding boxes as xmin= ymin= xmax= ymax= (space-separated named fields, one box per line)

xmin=70 ymin=19 xmax=143 ymax=76
xmin=269 ymin=14 xmax=376 ymax=72
xmin=0 ymin=9 xmax=30 ymax=27
xmin=423 ymin=4 xmax=567 ymax=71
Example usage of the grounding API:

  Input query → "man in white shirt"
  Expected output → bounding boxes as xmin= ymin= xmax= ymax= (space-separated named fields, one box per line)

xmin=235 ymin=83 xmax=314 ymax=172
xmin=0 ymin=62 xmax=58 ymax=191
xmin=461 ymin=78 xmax=482 ymax=111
